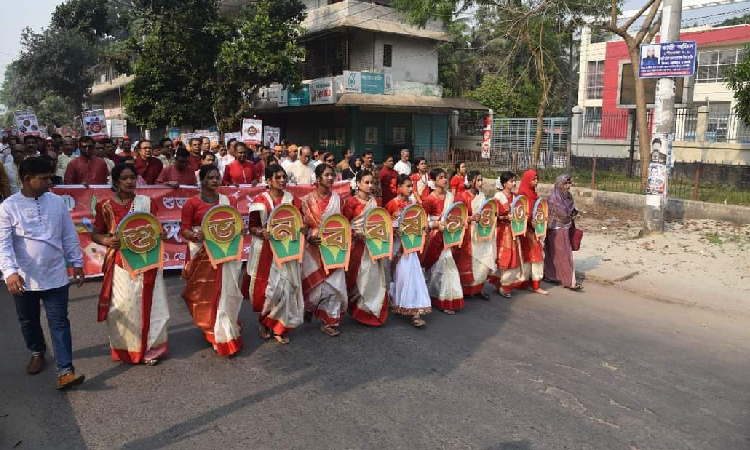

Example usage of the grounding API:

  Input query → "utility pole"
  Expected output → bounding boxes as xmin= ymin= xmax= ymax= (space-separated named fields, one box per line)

xmin=644 ymin=0 xmax=683 ymax=233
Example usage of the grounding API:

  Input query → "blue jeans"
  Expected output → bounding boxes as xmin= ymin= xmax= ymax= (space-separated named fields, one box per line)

xmin=13 ymin=284 xmax=74 ymax=376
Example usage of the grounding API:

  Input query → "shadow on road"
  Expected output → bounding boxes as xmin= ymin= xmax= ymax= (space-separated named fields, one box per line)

xmin=117 ymin=281 xmax=522 ymax=450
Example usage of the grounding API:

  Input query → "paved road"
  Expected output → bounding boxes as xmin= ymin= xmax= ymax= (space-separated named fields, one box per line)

xmin=2 ymin=273 xmax=749 ymax=450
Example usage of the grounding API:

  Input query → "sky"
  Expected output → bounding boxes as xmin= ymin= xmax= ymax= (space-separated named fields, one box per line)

xmin=0 ymin=0 xmax=61 ymax=82
xmin=1 ymin=0 xmax=750 ymax=83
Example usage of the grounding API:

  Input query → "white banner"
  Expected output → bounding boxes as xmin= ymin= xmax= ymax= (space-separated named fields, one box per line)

xmin=82 ymin=109 xmax=107 ymax=139
xmin=263 ymin=126 xmax=281 ymax=147
xmin=14 ymin=110 xmax=40 ymax=137
xmin=242 ymin=118 xmax=263 ymax=145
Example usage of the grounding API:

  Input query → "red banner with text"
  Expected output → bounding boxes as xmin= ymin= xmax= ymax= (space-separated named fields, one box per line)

xmin=52 ymin=181 xmax=351 ymax=276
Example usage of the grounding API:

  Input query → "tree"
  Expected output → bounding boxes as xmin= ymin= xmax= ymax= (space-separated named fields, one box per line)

xmin=603 ymin=0 xmax=663 ymax=189
xmin=122 ymin=0 xmax=225 ymax=129
xmin=51 ymin=0 xmax=113 ymax=43
xmin=725 ymin=46 xmax=750 ymax=125
xmin=394 ymin=0 xmax=603 ymax=169
xmin=212 ymin=0 xmax=306 ymax=130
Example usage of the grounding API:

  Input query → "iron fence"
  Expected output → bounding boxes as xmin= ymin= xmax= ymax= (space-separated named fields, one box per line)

xmin=490 ymin=117 xmax=569 ymax=170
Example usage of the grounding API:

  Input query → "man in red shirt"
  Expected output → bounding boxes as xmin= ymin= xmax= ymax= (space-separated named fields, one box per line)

xmin=188 ymin=137 xmax=202 ymax=171
xmin=156 ymin=148 xmax=197 ymax=187
xmin=222 ymin=142 xmax=256 ymax=186
xmin=133 ymin=139 xmax=163 ymax=184
xmin=378 ymin=155 xmax=399 ymax=205
xmin=63 ymin=136 xmax=109 ymax=185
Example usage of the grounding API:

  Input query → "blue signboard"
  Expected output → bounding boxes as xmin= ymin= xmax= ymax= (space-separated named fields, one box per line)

xmin=287 ymin=86 xmax=310 ymax=107
xmin=361 ymin=72 xmax=385 ymax=94
xmin=638 ymin=41 xmax=696 ymax=78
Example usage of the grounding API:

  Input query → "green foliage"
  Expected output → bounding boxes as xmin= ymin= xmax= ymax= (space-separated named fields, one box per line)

xmin=726 ymin=44 xmax=750 ymax=126
xmin=0 ymin=27 xmax=96 ymax=126
xmin=212 ymin=0 xmax=306 ymax=131
xmin=123 ymin=0 xmax=225 ymax=129
xmin=719 ymin=13 xmax=750 ymax=27
xmin=51 ymin=0 xmax=113 ymax=43
xmin=465 ymin=74 xmax=538 ymax=117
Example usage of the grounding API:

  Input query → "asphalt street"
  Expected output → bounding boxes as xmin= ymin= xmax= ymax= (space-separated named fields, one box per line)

xmin=1 ymin=272 xmax=749 ymax=450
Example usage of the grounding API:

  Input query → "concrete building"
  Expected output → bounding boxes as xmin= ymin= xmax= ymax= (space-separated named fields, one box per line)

xmin=250 ymin=0 xmax=488 ymax=160
xmin=576 ymin=24 xmax=750 ymax=143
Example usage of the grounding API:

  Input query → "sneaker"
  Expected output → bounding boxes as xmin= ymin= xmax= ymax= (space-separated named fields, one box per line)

xmin=27 ymin=355 xmax=45 ymax=375
xmin=57 ymin=372 xmax=85 ymax=390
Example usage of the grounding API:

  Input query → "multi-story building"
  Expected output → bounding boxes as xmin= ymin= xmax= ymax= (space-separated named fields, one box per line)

xmin=577 ymin=23 xmax=750 ymax=143
xmin=251 ymin=0 xmax=487 ymax=160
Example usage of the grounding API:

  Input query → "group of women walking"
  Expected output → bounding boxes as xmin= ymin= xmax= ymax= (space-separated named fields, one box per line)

xmin=92 ymin=160 xmax=580 ymax=365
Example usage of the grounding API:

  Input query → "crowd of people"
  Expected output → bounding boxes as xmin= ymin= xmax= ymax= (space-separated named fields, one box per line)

xmin=0 ymin=133 xmax=581 ymax=390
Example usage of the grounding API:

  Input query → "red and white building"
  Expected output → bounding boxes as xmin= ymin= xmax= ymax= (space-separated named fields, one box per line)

xmin=577 ymin=23 xmax=750 ymax=142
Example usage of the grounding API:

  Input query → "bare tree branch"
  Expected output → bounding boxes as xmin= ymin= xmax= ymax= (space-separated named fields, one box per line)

xmin=645 ymin=13 xmax=662 ymax=44
xmin=635 ymin=0 xmax=663 ymax=44
xmin=620 ymin=0 xmax=659 ymax=33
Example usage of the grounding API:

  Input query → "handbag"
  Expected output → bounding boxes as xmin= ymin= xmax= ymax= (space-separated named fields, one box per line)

xmin=569 ymin=220 xmax=583 ymax=251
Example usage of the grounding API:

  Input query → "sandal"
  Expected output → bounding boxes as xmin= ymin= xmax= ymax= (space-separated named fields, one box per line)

xmin=320 ymin=324 xmax=340 ymax=337
xmin=531 ymin=287 xmax=549 ymax=295
xmin=144 ymin=359 xmax=159 ymax=366
xmin=566 ymin=284 xmax=583 ymax=291
xmin=273 ymin=334 xmax=290 ymax=345
xmin=476 ymin=293 xmax=490 ymax=301
xmin=441 ymin=309 xmax=456 ymax=315
xmin=411 ymin=316 xmax=426 ymax=328
xmin=499 ymin=291 xmax=512 ymax=299
xmin=259 ymin=324 xmax=271 ymax=340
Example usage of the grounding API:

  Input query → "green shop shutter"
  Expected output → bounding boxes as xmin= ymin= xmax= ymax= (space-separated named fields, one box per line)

xmin=413 ymin=114 xmax=432 ymax=158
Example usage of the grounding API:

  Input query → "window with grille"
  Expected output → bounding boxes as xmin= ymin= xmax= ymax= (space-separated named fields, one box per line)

xmin=303 ymin=35 xmax=348 ymax=79
xmin=586 ymin=61 xmax=604 ymax=99
xmin=383 ymin=44 xmax=393 ymax=68
xmin=696 ymin=49 xmax=746 ymax=83
xmin=583 ymin=106 xmax=602 ymax=137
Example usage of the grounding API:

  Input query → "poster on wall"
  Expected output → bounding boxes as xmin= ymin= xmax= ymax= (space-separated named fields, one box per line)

xmin=242 ymin=118 xmax=263 ymax=145
xmin=14 ymin=109 xmax=40 ymax=137
xmin=263 ymin=126 xmax=281 ymax=147
xmin=481 ymin=113 xmax=493 ymax=159
xmin=649 ymin=133 xmax=669 ymax=165
xmin=310 ymin=77 xmax=336 ymax=105
xmin=393 ymin=127 xmax=406 ymax=145
xmin=365 ymin=126 xmax=378 ymax=144
xmin=82 ymin=110 xmax=107 ymax=139
xmin=639 ymin=41 xmax=696 ymax=78
xmin=646 ymin=163 xmax=668 ymax=196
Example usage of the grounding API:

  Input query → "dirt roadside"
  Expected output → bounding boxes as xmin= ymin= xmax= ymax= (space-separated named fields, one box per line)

xmin=571 ymin=207 xmax=750 ymax=317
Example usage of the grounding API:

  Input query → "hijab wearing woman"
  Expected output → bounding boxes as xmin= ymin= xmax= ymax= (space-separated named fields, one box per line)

xmin=543 ymin=174 xmax=582 ymax=290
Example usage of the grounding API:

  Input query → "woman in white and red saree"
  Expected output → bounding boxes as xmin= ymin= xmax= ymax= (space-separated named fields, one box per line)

xmin=516 ymin=170 xmax=548 ymax=295
xmin=180 ymin=165 xmax=244 ymax=356
xmin=421 ymin=168 xmax=464 ymax=314
xmin=342 ymin=170 xmax=388 ymax=327
xmin=300 ymin=164 xmax=348 ymax=337
xmin=243 ymin=164 xmax=305 ymax=345
xmin=92 ymin=163 xmax=169 ymax=365
xmin=488 ymin=171 xmax=524 ymax=298
xmin=453 ymin=171 xmax=495 ymax=299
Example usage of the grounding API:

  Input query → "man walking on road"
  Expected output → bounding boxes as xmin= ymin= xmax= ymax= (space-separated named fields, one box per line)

xmin=0 ymin=157 xmax=85 ymax=389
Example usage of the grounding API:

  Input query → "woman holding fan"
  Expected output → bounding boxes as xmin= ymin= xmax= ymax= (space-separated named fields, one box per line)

xmin=343 ymin=170 xmax=389 ymax=327
xmin=421 ymin=168 xmax=464 ymax=314
xmin=180 ymin=164 xmax=246 ymax=356
xmin=92 ymin=163 xmax=170 ymax=365
xmin=300 ymin=164 xmax=349 ymax=337
xmin=243 ymin=164 xmax=305 ymax=344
